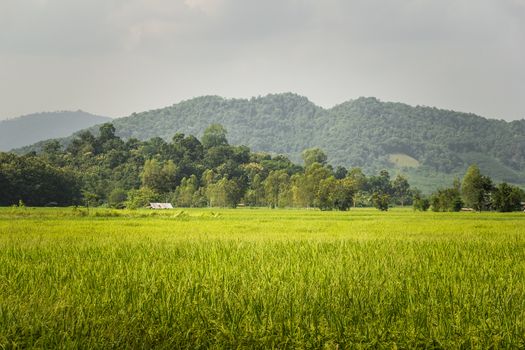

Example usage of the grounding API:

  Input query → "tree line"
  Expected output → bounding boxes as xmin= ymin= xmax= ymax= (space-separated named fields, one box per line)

xmin=1 ymin=123 xmax=523 ymax=211
xmin=16 ymin=94 xmax=525 ymax=190
xmin=413 ymin=164 xmax=525 ymax=212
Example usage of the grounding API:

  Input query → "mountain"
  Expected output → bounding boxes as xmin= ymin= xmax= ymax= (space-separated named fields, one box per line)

xmin=13 ymin=94 xmax=525 ymax=191
xmin=0 ymin=111 xmax=111 ymax=151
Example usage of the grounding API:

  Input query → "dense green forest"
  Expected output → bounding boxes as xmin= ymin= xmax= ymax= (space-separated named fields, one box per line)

xmin=15 ymin=93 xmax=525 ymax=191
xmin=2 ymin=123 xmax=523 ymax=212
xmin=0 ymin=111 xmax=110 ymax=151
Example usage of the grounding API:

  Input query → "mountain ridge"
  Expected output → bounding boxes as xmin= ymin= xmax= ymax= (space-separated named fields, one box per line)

xmin=0 ymin=110 xmax=111 ymax=151
xmin=11 ymin=93 xmax=525 ymax=191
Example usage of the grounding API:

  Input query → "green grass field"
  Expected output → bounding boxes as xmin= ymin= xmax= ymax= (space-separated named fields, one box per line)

xmin=1 ymin=207 xmax=524 ymax=349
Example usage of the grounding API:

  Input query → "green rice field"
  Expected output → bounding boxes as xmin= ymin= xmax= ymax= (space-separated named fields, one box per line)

xmin=1 ymin=207 xmax=524 ymax=348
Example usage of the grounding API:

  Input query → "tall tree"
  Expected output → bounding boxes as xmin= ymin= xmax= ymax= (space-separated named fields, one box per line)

xmin=301 ymin=163 xmax=331 ymax=207
xmin=301 ymin=148 xmax=327 ymax=168
xmin=461 ymin=165 xmax=493 ymax=211
xmin=492 ymin=183 xmax=524 ymax=212
xmin=392 ymin=174 xmax=411 ymax=206
xmin=98 ymin=123 xmax=117 ymax=144
xmin=175 ymin=175 xmax=199 ymax=207
xmin=141 ymin=159 xmax=179 ymax=193
xmin=430 ymin=187 xmax=462 ymax=212
xmin=201 ymin=124 xmax=228 ymax=149
xmin=334 ymin=166 xmax=348 ymax=180
xmin=0 ymin=153 xmax=81 ymax=206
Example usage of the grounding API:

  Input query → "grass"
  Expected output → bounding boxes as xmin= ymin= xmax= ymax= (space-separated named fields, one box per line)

xmin=1 ymin=207 xmax=524 ymax=348
xmin=388 ymin=153 xmax=420 ymax=168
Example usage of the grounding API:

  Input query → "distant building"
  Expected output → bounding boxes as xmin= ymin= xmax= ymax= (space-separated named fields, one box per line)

xmin=149 ymin=203 xmax=174 ymax=209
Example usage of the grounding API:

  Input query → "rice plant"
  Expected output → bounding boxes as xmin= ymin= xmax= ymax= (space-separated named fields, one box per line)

xmin=0 ymin=208 xmax=524 ymax=348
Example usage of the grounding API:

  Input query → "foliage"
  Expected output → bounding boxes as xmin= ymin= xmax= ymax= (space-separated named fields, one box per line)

xmin=108 ymin=188 xmax=128 ymax=209
xmin=461 ymin=165 xmax=494 ymax=211
xmin=4 ymin=121 xmax=523 ymax=212
xmin=492 ymin=183 xmax=524 ymax=212
xmin=141 ymin=159 xmax=178 ymax=193
xmin=0 ymin=153 xmax=81 ymax=206
xmin=206 ymin=178 xmax=243 ymax=208
xmin=412 ymin=189 xmax=430 ymax=211
xmin=125 ymin=187 xmax=160 ymax=209
xmin=371 ymin=192 xmax=390 ymax=211
xmin=430 ymin=188 xmax=463 ymax=212
xmin=173 ymin=175 xmax=203 ymax=207
xmin=301 ymin=148 xmax=327 ymax=168
xmin=392 ymin=174 xmax=411 ymax=206
xmin=201 ymin=124 xmax=228 ymax=149
xmin=15 ymin=94 xmax=525 ymax=190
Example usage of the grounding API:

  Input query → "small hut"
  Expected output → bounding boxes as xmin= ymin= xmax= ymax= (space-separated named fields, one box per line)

xmin=149 ymin=203 xmax=174 ymax=209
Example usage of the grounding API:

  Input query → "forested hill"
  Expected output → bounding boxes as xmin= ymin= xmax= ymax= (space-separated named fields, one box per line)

xmin=0 ymin=111 xmax=111 ymax=151
xmin=15 ymin=93 xmax=525 ymax=189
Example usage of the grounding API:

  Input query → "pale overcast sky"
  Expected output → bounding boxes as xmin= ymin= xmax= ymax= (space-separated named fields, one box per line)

xmin=0 ymin=0 xmax=524 ymax=120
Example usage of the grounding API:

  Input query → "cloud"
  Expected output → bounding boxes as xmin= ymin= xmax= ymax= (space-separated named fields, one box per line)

xmin=0 ymin=0 xmax=523 ymax=120
xmin=184 ymin=0 xmax=224 ymax=14
xmin=2 ymin=0 xmax=521 ymax=54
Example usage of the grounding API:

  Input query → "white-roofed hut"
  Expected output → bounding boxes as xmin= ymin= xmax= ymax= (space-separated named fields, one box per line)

xmin=149 ymin=203 xmax=174 ymax=209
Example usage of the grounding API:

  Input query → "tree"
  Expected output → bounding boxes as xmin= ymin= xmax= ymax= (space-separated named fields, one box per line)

xmin=461 ymin=165 xmax=493 ymax=211
xmin=301 ymin=163 xmax=331 ymax=207
xmin=82 ymin=190 xmax=100 ymax=208
xmin=371 ymin=192 xmax=390 ymax=211
xmin=277 ymin=177 xmax=293 ymax=208
xmin=316 ymin=176 xmax=337 ymax=210
xmin=67 ymin=131 xmax=97 ymax=156
xmin=202 ymin=124 xmax=228 ymax=149
xmin=242 ymin=163 xmax=265 ymax=206
xmin=98 ymin=123 xmax=117 ymax=144
xmin=291 ymin=174 xmax=309 ymax=208
xmin=141 ymin=159 xmax=163 ymax=191
xmin=108 ymin=188 xmax=128 ymax=209
xmin=141 ymin=159 xmax=179 ymax=193
xmin=0 ymin=153 xmax=81 ymax=206
xmin=334 ymin=166 xmax=348 ymax=180
xmin=430 ymin=187 xmax=462 ymax=212
xmin=262 ymin=155 xmax=302 ymax=175
xmin=301 ymin=148 xmax=327 ymax=168
xmin=205 ymin=177 xmax=242 ymax=208
xmin=392 ymin=174 xmax=411 ymax=206
xmin=204 ymin=145 xmax=234 ymax=169
xmin=125 ymin=187 xmax=159 ymax=209
xmin=264 ymin=170 xmax=286 ymax=208
xmin=174 ymin=175 xmax=199 ymax=207
xmin=369 ymin=170 xmax=392 ymax=210
xmin=316 ymin=177 xmax=354 ymax=211
xmin=141 ymin=137 xmax=169 ymax=160
xmin=42 ymin=140 xmax=63 ymax=165
xmin=412 ymin=189 xmax=430 ymax=211
xmin=332 ymin=178 xmax=355 ymax=211
xmin=492 ymin=183 xmax=524 ymax=212
xmin=370 ymin=170 xmax=392 ymax=193
xmin=346 ymin=168 xmax=368 ymax=207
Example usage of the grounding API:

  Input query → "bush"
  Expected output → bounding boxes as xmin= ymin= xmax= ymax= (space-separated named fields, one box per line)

xmin=430 ymin=188 xmax=462 ymax=212
xmin=108 ymin=188 xmax=128 ymax=209
xmin=125 ymin=187 xmax=160 ymax=209
xmin=413 ymin=197 xmax=430 ymax=211
xmin=492 ymin=183 xmax=524 ymax=212
xmin=371 ymin=192 xmax=390 ymax=211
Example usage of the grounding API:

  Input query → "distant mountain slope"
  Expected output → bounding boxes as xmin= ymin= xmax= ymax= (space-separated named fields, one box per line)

xmin=0 ymin=111 xmax=111 ymax=151
xmin=14 ymin=93 xmax=525 ymax=190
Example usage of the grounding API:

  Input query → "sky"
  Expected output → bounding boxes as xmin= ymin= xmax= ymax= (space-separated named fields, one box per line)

xmin=0 ymin=0 xmax=524 ymax=121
